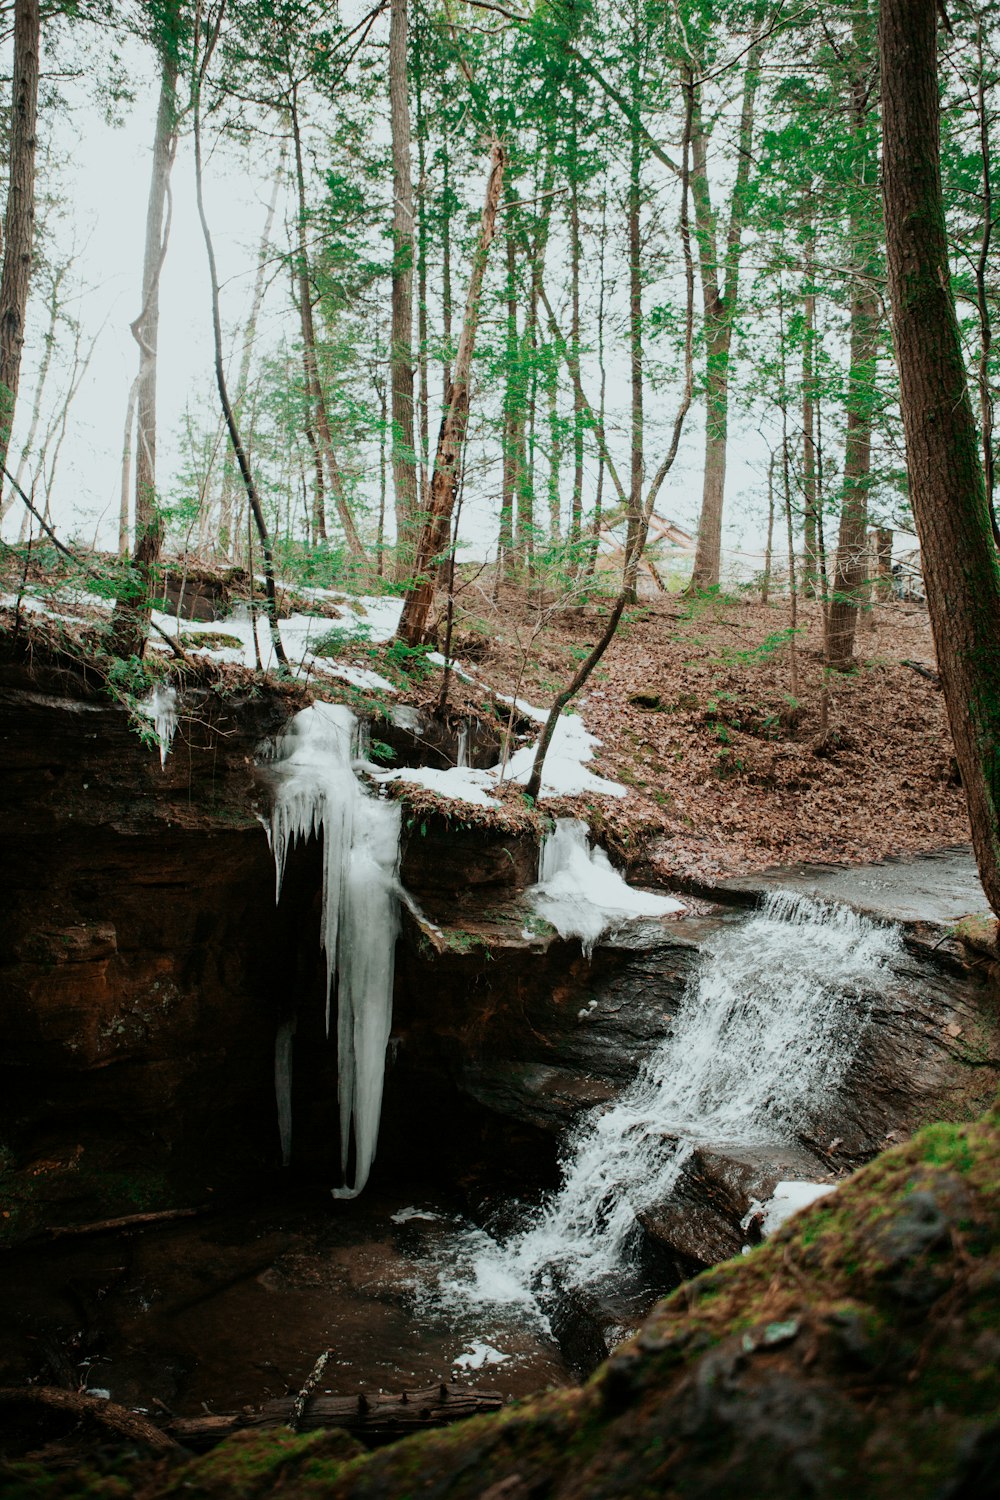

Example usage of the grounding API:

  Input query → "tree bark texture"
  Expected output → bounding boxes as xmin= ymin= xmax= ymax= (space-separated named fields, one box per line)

xmin=881 ymin=0 xmax=1000 ymax=915
xmin=0 ymin=0 xmax=39 ymax=481
xmin=389 ymin=0 xmax=418 ymax=571
xmin=396 ymin=142 xmax=504 ymax=647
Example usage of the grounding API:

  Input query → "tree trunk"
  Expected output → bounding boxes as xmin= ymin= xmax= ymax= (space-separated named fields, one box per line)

xmin=500 ymin=225 xmax=518 ymax=568
xmin=826 ymin=15 xmax=880 ymax=669
xmin=569 ymin=103 xmax=584 ymax=549
xmin=218 ymin=153 xmax=283 ymax=556
xmin=118 ymin=375 xmax=139 ymax=555
xmin=801 ymin=224 xmax=819 ymax=597
xmin=389 ymin=0 xmax=418 ymax=573
xmin=0 ymin=0 xmax=39 ymax=484
xmin=686 ymin=40 xmax=761 ymax=593
xmin=289 ymin=92 xmax=364 ymax=556
xmin=825 ymin=281 xmax=879 ymax=667
xmin=0 ymin=256 xmax=63 ymax=523
xmin=110 ymin=22 xmax=178 ymax=658
xmin=625 ymin=53 xmax=643 ymax=598
xmin=881 ymin=0 xmax=1000 ymax=914
xmin=395 ymin=143 xmax=504 ymax=647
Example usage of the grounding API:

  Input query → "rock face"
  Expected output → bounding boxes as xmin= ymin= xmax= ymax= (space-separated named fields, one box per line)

xmin=0 ymin=647 xmax=300 ymax=1233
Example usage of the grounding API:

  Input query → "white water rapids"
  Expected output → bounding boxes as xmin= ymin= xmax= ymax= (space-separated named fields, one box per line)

xmin=425 ymin=891 xmax=902 ymax=1318
xmin=267 ymin=702 xmax=402 ymax=1199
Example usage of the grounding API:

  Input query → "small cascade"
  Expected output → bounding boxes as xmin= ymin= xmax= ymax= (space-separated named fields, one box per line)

xmin=267 ymin=702 xmax=402 ymax=1198
xmin=434 ymin=892 xmax=902 ymax=1311
xmin=531 ymin=818 xmax=684 ymax=955
xmin=456 ymin=722 xmax=470 ymax=769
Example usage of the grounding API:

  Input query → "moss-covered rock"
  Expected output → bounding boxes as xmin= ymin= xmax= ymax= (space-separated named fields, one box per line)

xmin=5 ymin=1104 xmax=999 ymax=1498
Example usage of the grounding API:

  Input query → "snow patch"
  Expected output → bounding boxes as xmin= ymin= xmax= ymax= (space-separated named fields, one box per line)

xmin=373 ymin=764 xmax=500 ymax=808
xmin=754 ymin=1180 xmax=838 ymax=1237
xmin=452 ymin=1341 xmax=510 ymax=1371
xmin=390 ymin=1206 xmax=444 ymax=1225
xmin=498 ymin=715 xmax=627 ymax=799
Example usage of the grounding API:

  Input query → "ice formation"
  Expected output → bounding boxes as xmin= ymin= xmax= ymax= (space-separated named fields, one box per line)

xmin=431 ymin=892 xmax=901 ymax=1311
xmin=530 ymin=818 xmax=684 ymax=954
xmin=140 ymin=683 xmax=178 ymax=768
xmin=268 ymin=702 xmax=402 ymax=1198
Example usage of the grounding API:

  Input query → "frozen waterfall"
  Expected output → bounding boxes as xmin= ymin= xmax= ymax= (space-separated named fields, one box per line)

xmin=434 ymin=891 xmax=902 ymax=1310
xmin=267 ymin=702 xmax=402 ymax=1198
xmin=530 ymin=818 xmax=685 ymax=955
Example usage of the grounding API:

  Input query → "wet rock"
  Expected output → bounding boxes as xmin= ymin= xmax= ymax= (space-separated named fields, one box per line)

xmin=638 ymin=1142 xmax=830 ymax=1271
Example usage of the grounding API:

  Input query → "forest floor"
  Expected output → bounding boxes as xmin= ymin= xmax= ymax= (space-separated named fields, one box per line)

xmin=426 ymin=577 xmax=969 ymax=884
xmin=0 ymin=551 xmax=971 ymax=886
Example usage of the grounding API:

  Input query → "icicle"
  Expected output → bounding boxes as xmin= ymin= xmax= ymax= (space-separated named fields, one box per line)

xmin=456 ymin=722 xmax=470 ymax=768
xmin=267 ymin=702 xmax=402 ymax=1195
xmin=140 ymin=684 xmax=178 ymax=769
xmin=531 ymin=818 xmax=684 ymax=955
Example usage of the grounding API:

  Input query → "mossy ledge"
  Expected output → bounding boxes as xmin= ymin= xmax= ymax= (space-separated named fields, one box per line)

xmin=4 ymin=1104 xmax=1000 ymax=1498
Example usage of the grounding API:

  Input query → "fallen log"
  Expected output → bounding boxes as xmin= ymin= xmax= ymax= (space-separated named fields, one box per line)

xmin=167 ymin=1383 xmax=504 ymax=1451
xmin=0 ymin=1386 xmax=179 ymax=1454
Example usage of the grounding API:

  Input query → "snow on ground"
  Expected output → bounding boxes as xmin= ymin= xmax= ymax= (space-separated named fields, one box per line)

xmin=755 ymin=1180 xmax=837 ymax=1236
xmin=372 ymin=763 xmax=501 ymax=808
xmin=2 ymin=585 xmax=630 ymax=807
xmin=498 ymin=714 xmax=628 ymax=798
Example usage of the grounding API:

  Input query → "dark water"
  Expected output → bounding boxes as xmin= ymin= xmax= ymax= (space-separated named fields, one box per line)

xmin=0 ymin=1186 xmax=572 ymax=1421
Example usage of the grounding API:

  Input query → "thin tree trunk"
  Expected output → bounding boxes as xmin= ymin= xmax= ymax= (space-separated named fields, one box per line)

xmin=218 ymin=152 xmax=283 ymax=556
xmin=110 ymin=17 xmax=178 ymax=658
xmin=625 ymin=50 xmax=643 ymax=597
xmin=389 ymin=0 xmax=418 ymax=573
xmin=396 ymin=142 xmax=505 ymax=647
xmin=1 ymin=258 xmax=63 ymax=522
xmin=972 ymin=15 xmax=999 ymax=545
xmin=762 ymin=449 xmax=775 ymax=603
xmin=289 ymin=91 xmax=364 ymax=555
xmin=441 ymin=149 xmax=453 ymax=399
xmin=825 ymin=283 xmax=879 ymax=667
xmin=0 ymin=0 xmax=39 ymax=483
xmin=881 ymin=0 xmax=1000 ymax=914
xmin=118 ymin=374 xmax=139 ymax=555
xmin=194 ymin=10 xmax=286 ymax=667
xmin=686 ymin=38 xmax=761 ymax=592
xmin=826 ymin=14 xmax=880 ymax=669
xmin=568 ymin=102 xmax=584 ymax=549
xmin=500 ymin=224 xmax=518 ymax=568
xmin=414 ymin=31 xmax=430 ymax=507
xmin=801 ymin=221 xmax=819 ymax=596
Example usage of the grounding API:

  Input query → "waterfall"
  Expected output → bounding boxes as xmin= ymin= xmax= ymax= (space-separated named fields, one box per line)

xmin=456 ymin=723 xmax=470 ymax=768
xmin=437 ymin=892 xmax=902 ymax=1309
xmin=531 ymin=818 xmax=684 ymax=955
xmin=267 ymin=702 xmax=402 ymax=1198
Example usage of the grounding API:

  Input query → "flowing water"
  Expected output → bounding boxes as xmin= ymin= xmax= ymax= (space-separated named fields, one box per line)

xmin=425 ymin=891 xmax=902 ymax=1320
